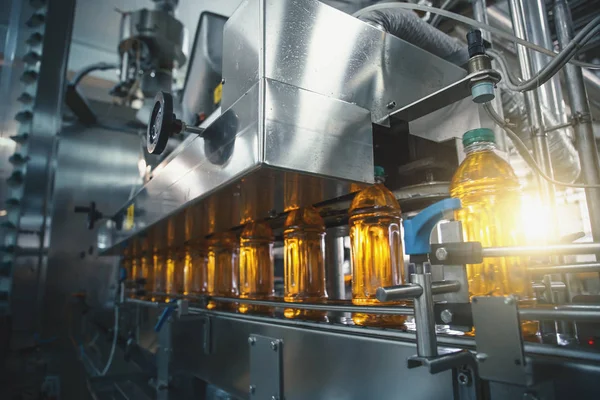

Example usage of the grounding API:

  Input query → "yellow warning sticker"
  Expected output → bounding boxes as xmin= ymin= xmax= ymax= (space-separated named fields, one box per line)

xmin=213 ymin=82 xmax=223 ymax=105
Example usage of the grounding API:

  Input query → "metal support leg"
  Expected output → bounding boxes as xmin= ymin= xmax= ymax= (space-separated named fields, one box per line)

xmin=412 ymin=272 xmax=437 ymax=358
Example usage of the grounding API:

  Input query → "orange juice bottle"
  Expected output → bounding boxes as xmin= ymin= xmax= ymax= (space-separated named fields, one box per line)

xmin=239 ymin=222 xmax=274 ymax=314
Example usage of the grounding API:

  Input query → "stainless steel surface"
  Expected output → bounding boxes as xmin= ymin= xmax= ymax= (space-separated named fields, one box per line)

xmin=391 ymin=69 xmax=498 ymax=122
xmin=528 ymin=262 xmax=600 ymax=274
xmin=433 ymin=221 xmax=470 ymax=303
xmin=518 ymin=308 xmax=600 ymax=322
xmin=101 ymin=78 xmax=373 ymax=252
xmin=376 ymin=284 xmax=423 ymax=302
xmin=412 ymin=273 xmax=437 ymax=358
xmin=221 ymin=0 xmax=467 ymax=125
xmin=4 ymin=0 xmax=75 ymax=341
xmin=472 ymin=296 xmax=527 ymax=385
xmin=324 ymin=233 xmax=345 ymax=301
xmin=376 ymin=281 xmax=460 ymax=302
xmin=181 ymin=11 xmax=227 ymax=124
xmin=481 ymin=242 xmax=600 ymax=257
xmin=508 ymin=0 xmax=556 ymax=220
xmin=175 ymin=310 xmax=456 ymax=400
xmin=555 ymin=0 xmax=600 ymax=250
xmin=249 ymin=334 xmax=283 ymax=400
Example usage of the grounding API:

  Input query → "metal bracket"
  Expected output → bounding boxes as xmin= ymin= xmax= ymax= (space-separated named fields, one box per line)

xmin=249 ymin=334 xmax=283 ymax=400
xmin=471 ymin=296 xmax=528 ymax=386
xmin=407 ymin=349 xmax=475 ymax=374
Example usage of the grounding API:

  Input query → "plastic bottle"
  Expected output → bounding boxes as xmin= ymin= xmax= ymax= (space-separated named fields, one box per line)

xmin=207 ymin=232 xmax=239 ymax=310
xmin=239 ymin=222 xmax=274 ymax=314
xmin=185 ymin=245 xmax=208 ymax=297
xmin=152 ymin=249 xmax=166 ymax=302
xmin=349 ymin=179 xmax=406 ymax=327
xmin=284 ymin=207 xmax=328 ymax=321
xmin=450 ymin=128 xmax=536 ymax=335
xmin=140 ymin=252 xmax=154 ymax=300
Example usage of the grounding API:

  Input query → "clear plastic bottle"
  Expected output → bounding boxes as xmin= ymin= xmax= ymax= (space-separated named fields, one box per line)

xmin=349 ymin=183 xmax=406 ymax=327
xmin=140 ymin=252 xmax=154 ymax=300
xmin=207 ymin=232 xmax=239 ymax=310
xmin=450 ymin=128 xmax=536 ymax=335
xmin=164 ymin=249 xmax=179 ymax=301
xmin=239 ymin=222 xmax=274 ymax=314
xmin=152 ymin=249 xmax=166 ymax=302
xmin=284 ymin=207 xmax=328 ymax=321
xmin=185 ymin=245 xmax=207 ymax=297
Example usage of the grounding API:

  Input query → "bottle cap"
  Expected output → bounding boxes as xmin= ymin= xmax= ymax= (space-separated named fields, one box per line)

xmin=374 ymin=165 xmax=385 ymax=178
xmin=462 ymin=128 xmax=495 ymax=147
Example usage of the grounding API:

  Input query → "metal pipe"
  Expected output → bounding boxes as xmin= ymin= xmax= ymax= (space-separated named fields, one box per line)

xmin=554 ymin=0 xmax=600 ymax=248
xmin=376 ymin=280 xmax=461 ymax=302
xmin=522 ymin=0 xmax=569 ymax=128
xmin=532 ymin=282 xmax=567 ymax=291
xmin=325 ymin=234 xmax=346 ymax=300
xmin=528 ymin=262 xmax=600 ymax=274
xmin=519 ymin=308 xmax=600 ymax=322
xmin=126 ymin=298 xmax=166 ymax=308
xmin=508 ymin=0 xmax=556 ymax=220
xmin=412 ymin=273 xmax=438 ymax=357
xmin=211 ymin=296 xmax=415 ymax=316
xmin=481 ymin=242 xmax=600 ymax=258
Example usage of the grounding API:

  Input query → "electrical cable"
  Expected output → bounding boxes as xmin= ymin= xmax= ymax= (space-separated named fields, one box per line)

xmin=429 ymin=0 xmax=457 ymax=28
xmin=483 ymin=102 xmax=600 ymax=189
xmin=352 ymin=3 xmax=600 ymax=70
xmin=71 ymin=62 xmax=118 ymax=87
xmin=486 ymin=22 xmax=600 ymax=92
xmin=99 ymin=283 xmax=122 ymax=376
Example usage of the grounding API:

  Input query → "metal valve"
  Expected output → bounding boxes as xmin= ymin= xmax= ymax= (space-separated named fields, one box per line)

xmin=146 ymin=91 xmax=205 ymax=155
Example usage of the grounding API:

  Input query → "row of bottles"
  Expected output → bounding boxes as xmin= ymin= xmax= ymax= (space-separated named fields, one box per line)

xmin=123 ymin=128 xmax=536 ymax=332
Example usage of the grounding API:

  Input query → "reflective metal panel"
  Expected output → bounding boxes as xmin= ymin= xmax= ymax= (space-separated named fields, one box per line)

xmin=222 ymin=0 xmax=467 ymax=124
xmin=173 ymin=311 xmax=455 ymax=400
xmin=101 ymin=80 xmax=372 ymax=252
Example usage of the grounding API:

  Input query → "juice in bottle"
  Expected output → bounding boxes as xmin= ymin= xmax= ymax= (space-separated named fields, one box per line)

xmin=185 ymin=245 xmax=207 ymax=297
xmin=349 ymin=181 xmax=406 ymax=327
xmin=284 ymin=207 xmax=328 ymax=321
xmin=121 ymin=257 xmax=134 ymax=298
xmin=152 ymin=250 xmax=166 ymax=302
xmin=164 ymin=249 xmax=177 ymax=301
xmin=449 ymin=128 xmax=536 ymax=336
xmin=239 ymin=222 xmax=274 ymax=314
xmin=140 ymin=252 xmax=154 ymax=300
xmin=207 ymin=232 xmax=239 ymax=310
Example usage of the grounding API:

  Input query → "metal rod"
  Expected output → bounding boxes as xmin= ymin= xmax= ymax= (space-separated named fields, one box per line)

xmin=325 ymin=234 xmax=346 ymax=300
xmin=532 ymin=282 xmax=567 ymax=291
xmin=126 ymin=298 xmax=166 ymax=308
xmin=412 ymin=273 xmax=438 ymax=358
xmin=554 ymin=0 xmax=600 ymax=248
xmin=210 ymin=296 xmax=415 ymax=316
xmin=528 ymin=262 xmax=600 ymax=274
xmin=481 ymin=242 xmax=600 ymax=258
xmin=376 ymin=284 xmax=423 ymax=302
xmin=508 ymin=0 xmax=556 ymax=222
xmin=519 ymin=308 xmax=600 ymax=322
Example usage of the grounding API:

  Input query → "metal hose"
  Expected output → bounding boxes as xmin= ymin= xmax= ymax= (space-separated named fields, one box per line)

xmin=357 ymin=7 xmax=465 ymax=63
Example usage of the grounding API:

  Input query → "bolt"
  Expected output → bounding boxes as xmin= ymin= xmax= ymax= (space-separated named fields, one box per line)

xmin=475 ymin=353 xmax=488 ymax=362
xmin=248 ymin=337 xmax=256 ymax=346
xmin=457 ymin=370 xmax=471 ymax=386
xmin=504 ymin=296 xmax=515 ymax=305
xmin=249 ymin=385 xmax=256 ymax=395
xmin=268 ymin=209 xmax=277 ymax=218
xmin=435 ymin=247 xmax=448 ymax=261
xmin=387 ymin=101 xmax=396 ymax=109
xmin=271 ymin=340 xmax=278 ymax=351
xmin=440 ymin=309 xmax=453 ymax=324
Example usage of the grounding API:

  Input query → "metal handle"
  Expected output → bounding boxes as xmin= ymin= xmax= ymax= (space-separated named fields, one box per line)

xmin=376 ymin=280 xmax=461 ymax=302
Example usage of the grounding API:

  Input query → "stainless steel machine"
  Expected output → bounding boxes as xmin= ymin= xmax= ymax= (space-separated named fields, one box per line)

xmin=2 ymin=0 xmax=600 ymax=399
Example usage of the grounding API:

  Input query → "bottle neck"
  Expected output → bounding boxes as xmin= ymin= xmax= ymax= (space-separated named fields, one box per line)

xmin=464 ymin=141 xmax=496 ymax=155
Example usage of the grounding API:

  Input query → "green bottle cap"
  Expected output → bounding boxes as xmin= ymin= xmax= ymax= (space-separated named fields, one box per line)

xmin=462 ymin=128 xmax=495 ymax=147
xmin=374 ymin=165 xmax=385 ymax=178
